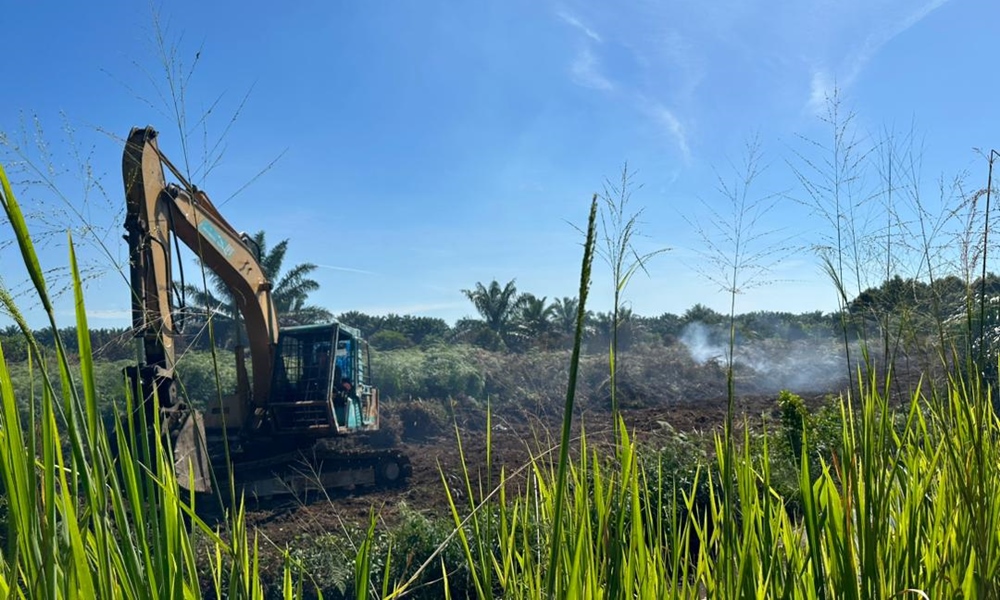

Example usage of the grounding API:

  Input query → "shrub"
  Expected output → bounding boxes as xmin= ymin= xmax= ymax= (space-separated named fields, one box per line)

xmin=372 ymin=345 xmax=484 ymax=400
xmin=774 ymin=390 xmax=846 ymax=474
xmin=393 ymin=399 xmax=449 ymax=441
xmin=173 ymin=350 xmax=239 ymax=408
xmin=289 ymin=508 xmax=472 ymax=600
xmin=777 ymin=389 xmax=808 ymax=461
xmin=369 ymin=329 xmax=413 ymax=351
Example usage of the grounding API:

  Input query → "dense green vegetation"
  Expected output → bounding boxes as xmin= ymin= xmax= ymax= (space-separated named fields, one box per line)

xmin=10 ymin=270 xmax=988 ymax=363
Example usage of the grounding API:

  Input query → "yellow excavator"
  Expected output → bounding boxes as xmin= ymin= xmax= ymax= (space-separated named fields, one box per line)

xmin=122 ymin=126 xmax=410 ymax=498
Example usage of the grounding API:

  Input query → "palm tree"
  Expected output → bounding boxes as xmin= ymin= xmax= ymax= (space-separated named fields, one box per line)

xmin=589 ymin=307 xmax=637 ymax=350
xmin=551 ymin=296 xmax=593 ymax=335
xmin=514 ymin=293 xmax=553 ymax=336
xmin=682 ymin=303 xmax=725 ymax=326
xmin=184 ymin=230 xmax=332 ymax=346
xmin=461 ymin=279 xmax=522 ymax=338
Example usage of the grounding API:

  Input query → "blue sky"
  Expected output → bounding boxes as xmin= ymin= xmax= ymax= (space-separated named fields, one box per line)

xmin=1 ymin=0 xmax=997 ymax=329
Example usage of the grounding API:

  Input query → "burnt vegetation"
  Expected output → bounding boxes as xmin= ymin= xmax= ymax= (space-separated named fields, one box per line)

xmin=3 ymin=271 xmax=994 ymax=422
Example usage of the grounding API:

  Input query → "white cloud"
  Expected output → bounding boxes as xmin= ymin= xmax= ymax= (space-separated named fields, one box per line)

xmin=558 ymin=9 xmax=613 ymax=92
xmin=557 ymin=10 xmax=602 ymax=43
xmin=556 ymin=6 xmax=697 ymax=163
xmin=807 ymin=69 xmax=835 ymax=115
xmin=570 ymin=47 xmax=614 ymax=91
xmin=649 ymin=104 xmax=691 ymax=162
xmin=855 ymin=0 xmax=951 ymax=68
xmin=805 ymin=0 xmax=952 ymax=112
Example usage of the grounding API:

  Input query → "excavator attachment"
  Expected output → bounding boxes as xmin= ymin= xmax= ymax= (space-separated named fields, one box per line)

xmin=172 ymin=411 xmax=212 ymax=493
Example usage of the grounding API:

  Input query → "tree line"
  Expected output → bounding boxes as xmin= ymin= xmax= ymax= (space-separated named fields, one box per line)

xmin=7 ymin=225 xmax=990 ymax=363
xmin=0 ymin=290 xmax=845 ymax=364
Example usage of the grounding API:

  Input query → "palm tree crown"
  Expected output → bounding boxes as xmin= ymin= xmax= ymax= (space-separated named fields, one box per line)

xmin=551 ymin=296 xmax=593 ymax=336
xmin=516 ymin=294 xmax=555 ymax=338
xmin=184 ymin=230 xmax=332 ymax=344
xmin=461 ymin=279 xmax=522 ymax=336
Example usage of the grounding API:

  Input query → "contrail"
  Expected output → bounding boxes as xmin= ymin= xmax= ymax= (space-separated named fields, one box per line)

xmin=316 ymin=264 xmax=378 ymax=275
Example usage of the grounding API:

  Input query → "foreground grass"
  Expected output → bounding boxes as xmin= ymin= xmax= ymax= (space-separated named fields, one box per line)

xmin=351 ymin=373 xmax=997 ymax=599
xmin=0 ymin=164 xmax=313 ymax=598
xmin=4 ymin=163 xmax=1000 ymax=598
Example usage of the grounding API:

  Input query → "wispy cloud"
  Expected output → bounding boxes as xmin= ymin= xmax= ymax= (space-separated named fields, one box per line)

xmin=557 ymin=10 xmax=602 ymax=43
xmin=556 ymin=5 xmax=700 ymax=162
xmin=570 ymin=47 xmax=614 ymax=91
xmin=807 ymin=69 xmax=835 ymax=115
xmin=806 ymin=0 xmax=952 ymax=113
xmin=558 ymin=9 xmax=614 ymax=92
xmin=646 ymin=102 xmax=691 ymax=162
xmin=855 ymin=0 xmax=951 ymax=69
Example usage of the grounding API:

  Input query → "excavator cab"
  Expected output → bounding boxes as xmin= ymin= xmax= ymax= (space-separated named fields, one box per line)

xmin=268 ymin=321 xmax=379 ymax=435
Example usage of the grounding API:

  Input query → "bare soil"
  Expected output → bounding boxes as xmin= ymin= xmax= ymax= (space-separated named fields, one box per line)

xmin=242 ymin=391 xmax=790 ymax=549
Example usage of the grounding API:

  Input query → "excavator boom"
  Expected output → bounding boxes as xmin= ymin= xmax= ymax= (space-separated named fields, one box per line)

xmin=124 ymin=127 xmax=278 ymax=407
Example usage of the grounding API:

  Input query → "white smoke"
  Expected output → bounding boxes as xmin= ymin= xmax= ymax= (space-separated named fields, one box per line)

xmin=678 ymin=322 xmax=851 ymax=393
xmin=679 ymin=322 xmax=727 ymax=365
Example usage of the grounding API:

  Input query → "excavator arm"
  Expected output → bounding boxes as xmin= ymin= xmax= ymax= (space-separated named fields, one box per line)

xmin=122 ymin=126 xmax=279 ymax=426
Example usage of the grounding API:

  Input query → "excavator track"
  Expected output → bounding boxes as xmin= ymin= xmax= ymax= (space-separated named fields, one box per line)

xmin=211 ymin=442 xmax=412 ymax=501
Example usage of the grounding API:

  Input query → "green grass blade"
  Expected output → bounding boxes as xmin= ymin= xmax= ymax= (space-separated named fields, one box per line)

xmin=68 ymin=234 xmax=99 ymax=447
xmin=545 ymin=195 xmax=598 ymax=599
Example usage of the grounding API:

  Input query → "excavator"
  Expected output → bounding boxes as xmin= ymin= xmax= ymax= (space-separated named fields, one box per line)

xmin=122 ymin=126 xmax=410 ymax=499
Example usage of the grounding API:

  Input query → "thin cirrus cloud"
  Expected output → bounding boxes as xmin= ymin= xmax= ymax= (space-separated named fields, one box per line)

xmin=557 ymin=0 xmax=953 ymax=159
xmin=570 ymin=46 xmax=614 ymax=91
xmin=806 ymin=0 xmax=952 ymax=114
xmin=558 ymin=10 xmax=613 ymax=91
xmin=646 ymin=102 xmax=691 ymax=163
xmin=557 ymin=10 xmax=602 ymax=43
xmin=557 ymin=8 xmax=691 ymax=162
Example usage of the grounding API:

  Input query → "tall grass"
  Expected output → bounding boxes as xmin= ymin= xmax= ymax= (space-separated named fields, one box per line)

xmin=595 ymin=168 xmax=667 ymax=432
xmin=0 ymin=162 xmax=308 ymax=598
xmin=367 ymin=358 xmax=1000 ymax=598
xmin=386 ymin=362 xmax=1000 ymax=598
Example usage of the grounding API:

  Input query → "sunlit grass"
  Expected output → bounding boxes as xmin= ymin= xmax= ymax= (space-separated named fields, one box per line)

xmin=355 ymin=370 xmax=1000 ymax=599
xmin=0 ymin=162 xmax=303 ymax=599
